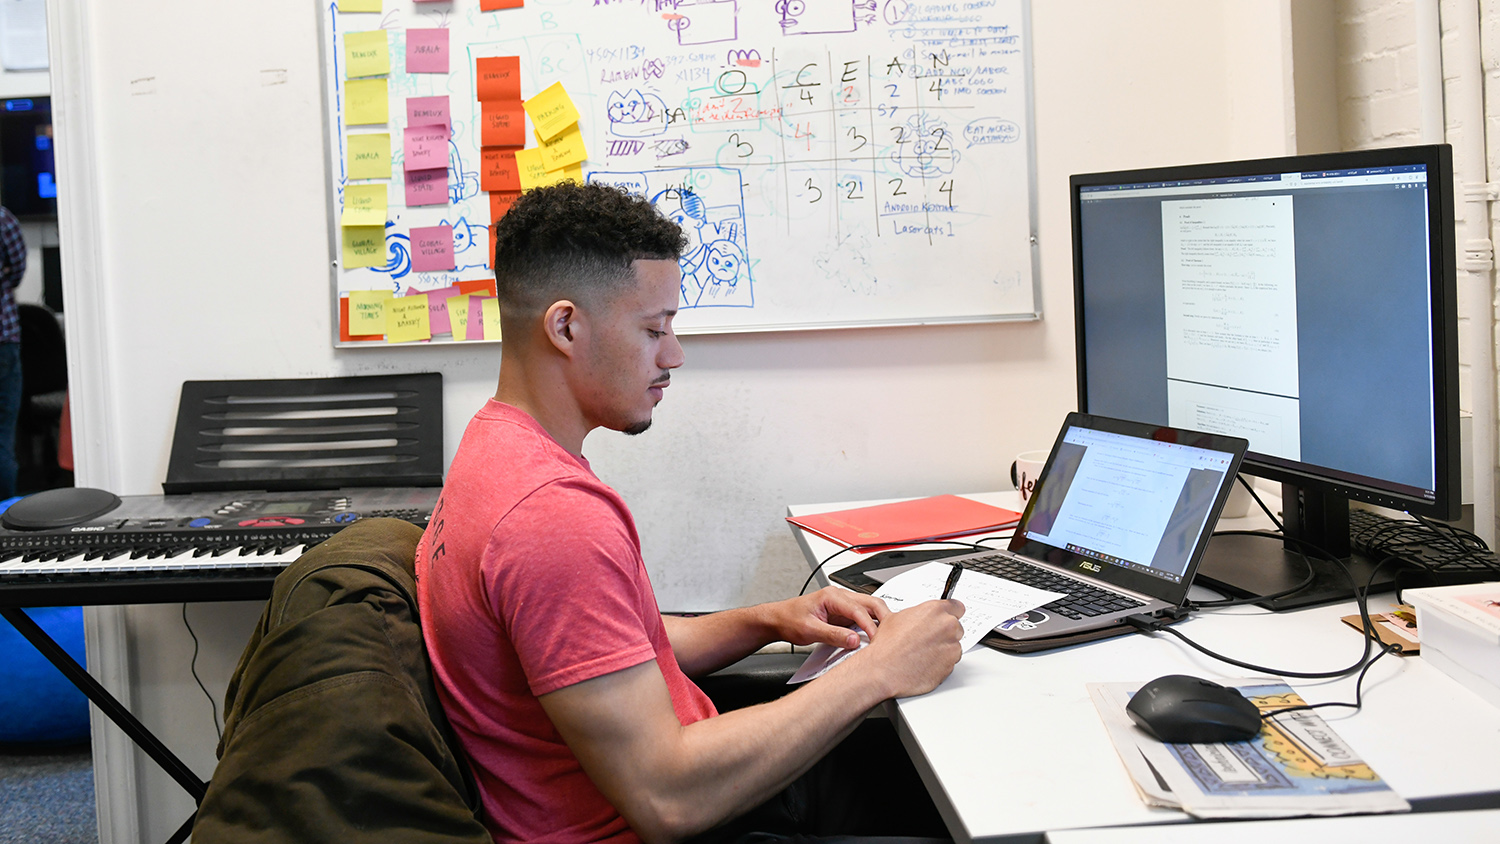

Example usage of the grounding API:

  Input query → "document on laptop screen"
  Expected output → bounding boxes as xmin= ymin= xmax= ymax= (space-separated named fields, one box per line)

xmin=1023 ymin=427 xmax=1232 ymax=582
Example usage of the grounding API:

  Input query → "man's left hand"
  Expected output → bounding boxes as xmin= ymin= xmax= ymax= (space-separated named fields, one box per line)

xmin=769 ymin=587 xmax=889 ymax=650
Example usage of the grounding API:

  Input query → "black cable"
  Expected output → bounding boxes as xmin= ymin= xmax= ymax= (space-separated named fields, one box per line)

xmin=1185 ymin=530 xmax=1318 ymax=609
xmin=182 ymin=603 xmax=223 ymax=743
xmin=1237 ymin=475 xmax=1283 ymax=533
xmin=798 ymin=534 xmax=1012 ymax=596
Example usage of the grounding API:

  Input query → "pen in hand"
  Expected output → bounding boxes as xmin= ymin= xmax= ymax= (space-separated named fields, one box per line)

xmin=940 ymin=564 xmax=962 ymax=600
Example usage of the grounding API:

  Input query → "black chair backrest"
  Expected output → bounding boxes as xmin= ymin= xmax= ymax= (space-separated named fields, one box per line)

xmin=18 ymin=303 xmax=66 ymax=398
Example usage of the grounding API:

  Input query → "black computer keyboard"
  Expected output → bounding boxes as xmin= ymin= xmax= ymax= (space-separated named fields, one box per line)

xmin=1348 ymin=508 xmax=1500 ymax=586
xmin=960 ymin=554 xmax=1145 ymax=620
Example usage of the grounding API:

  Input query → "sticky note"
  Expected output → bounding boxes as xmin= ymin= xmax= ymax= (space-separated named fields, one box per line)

xmin=524 ymin=82 xmax=581 ymax=141
xmin=404 ymin=126 xmax=449 ymax=171
xmin=467 ymin=296 xmax=493 ymax=339
xmin=406 ymin=28 xmax=449 ymax=73
xmin=346 ymin=78 xmax=389 ymax=125
xmin=340 ymin=297 xmax=383 ymax=342
xmin=386 ymin=295 xmax=432 ymax=343
xmin=406 ymin=95 xmax=450 ymax=131
xmin=516 ymin=147 xmax=581 ymax=190
xmin=480 ymin=0 xmax=525 ymax=10
xmin=476 ymin=56 xmax=522 ymax=102
xmin=347 ymin=133 xmax=390 ymax=180
xmin=338 ymin=0 xmax=381 ymax=12
xmin=342 ymin=184 xmax=388 ymax=227
xmin=482 ymin=297 xmax=503 ymax=340
xmin=457 ymin=279 xmax=497 ymax=297
xmin=481 ymin=148 xmax=522 ymax=192
xmin=411 ymin=224 xmax=455 ymax=272
xmin=536 ymin=123 xmax=587 ymax=171
xmin=342 ymin=227 xmax=386 ymax=270
xmin=348 ymin=290 xmax=392 ymax=334
xmin=422 ymin=285 xmax=462 ymax=335
xmin=481 ymin=102 xmax=526 ymax=148
xmin=405 ymin=167 xmax=449 ymax=206
xmin=490 ymin=190 xmax=522 ymax=224
xmin=345 ymin=31 xmax=390 ymax=79
xmin=447 ymin=295 xmax=471 ymax=340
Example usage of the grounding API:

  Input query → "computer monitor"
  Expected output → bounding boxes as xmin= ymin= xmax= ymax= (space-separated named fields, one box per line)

xmin=1071 ymin=144 xmax=1459 ymax=608
xmin=0 ymin=96 xmax=55 ymax=221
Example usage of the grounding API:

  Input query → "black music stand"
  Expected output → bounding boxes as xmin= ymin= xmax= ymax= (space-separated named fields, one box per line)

xmin=0 ymin=372 xmax=445 ymax=844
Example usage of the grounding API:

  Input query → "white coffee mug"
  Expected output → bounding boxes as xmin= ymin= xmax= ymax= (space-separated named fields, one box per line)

xmin=1011 ymin=449 xmax=1049 ymax=502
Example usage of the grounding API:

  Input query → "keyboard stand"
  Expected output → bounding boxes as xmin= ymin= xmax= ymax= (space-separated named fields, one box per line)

xmin=1 ymin=604 xmax=208 ymax=844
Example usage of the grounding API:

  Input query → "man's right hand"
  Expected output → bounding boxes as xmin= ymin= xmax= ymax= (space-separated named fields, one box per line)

xmin=849 ymin=598 xmax=966 ymax=699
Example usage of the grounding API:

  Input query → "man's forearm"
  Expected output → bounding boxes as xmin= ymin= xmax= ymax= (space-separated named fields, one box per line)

xmin=662 ymin=607 xmax=779 ymax=677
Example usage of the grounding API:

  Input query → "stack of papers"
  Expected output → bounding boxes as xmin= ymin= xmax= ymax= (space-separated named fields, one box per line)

xmin=787 ymin=495 xmax=1021 ymax=552
xmin=1089 ymin=680 xmax=1409 ymax=819
xmin=1406 ymin=582 xmax=1500 ymax=708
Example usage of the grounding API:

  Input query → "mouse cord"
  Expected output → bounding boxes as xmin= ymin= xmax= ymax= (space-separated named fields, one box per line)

xmin=182 ymin=602 xmax=224 ymax=743
xmin=1184 ymin=529 xmax=1318 ymax=609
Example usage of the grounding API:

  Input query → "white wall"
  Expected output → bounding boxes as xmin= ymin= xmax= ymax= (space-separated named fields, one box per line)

xmin=50 ymin=1 xmax=1291 ymax=839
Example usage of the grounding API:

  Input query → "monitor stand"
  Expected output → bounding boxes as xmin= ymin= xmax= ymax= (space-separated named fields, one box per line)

xmin=1192 ymin=483 xmax=1401 ymax=611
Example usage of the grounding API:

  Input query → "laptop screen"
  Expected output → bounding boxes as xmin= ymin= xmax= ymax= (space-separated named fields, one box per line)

xmin=1010 ymin=414 xmax=1246 ymax=600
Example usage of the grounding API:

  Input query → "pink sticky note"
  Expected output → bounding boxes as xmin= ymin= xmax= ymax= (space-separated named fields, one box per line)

xmin=466 ymin=296 xmax=486 ymax=339
xmin=406 ymin=95 xmax=450 ymax=131
xmin=406 ymin=29 xmax=450 ymax=74
xmin=411 ymin=224 xmax=455 ymax=272
xmin=420 ymin=285 xmax=462 ymax=335
xmin=405 ymin=167 xmax=449 ymax=206
xmin=404 ymin=126 xmax=449 ymax=172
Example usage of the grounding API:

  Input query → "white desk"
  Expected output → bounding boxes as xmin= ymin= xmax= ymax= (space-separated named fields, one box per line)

xmin=787 ymin=492 xmax=1500 ymax=844
xmin=1045 ymin=808 xmax=1500 ymax=843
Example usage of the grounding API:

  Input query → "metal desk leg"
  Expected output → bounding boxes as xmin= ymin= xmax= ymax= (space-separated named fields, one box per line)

xmin=0 ymin=606 xmax=209 ymax=802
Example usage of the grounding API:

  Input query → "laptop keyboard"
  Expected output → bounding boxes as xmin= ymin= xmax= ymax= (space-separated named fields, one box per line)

xmin=960 ymin=554 xmax=1145 ymax=620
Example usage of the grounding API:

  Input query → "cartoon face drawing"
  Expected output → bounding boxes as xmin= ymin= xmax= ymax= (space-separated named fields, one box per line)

xmin=607 ymin=89 xmax=670 ymax=138
xmin=446 ymin=217 xmax=481 ymax=254
xmin=776 ymin=0 xmax=874 ymax=36
xmin=891 ymin=113 xmax=960 ymax=178
xmin=703 ymin=240 xmax=743 ymax=285
xmin=607 ymin=89 xmax=650 ymax=124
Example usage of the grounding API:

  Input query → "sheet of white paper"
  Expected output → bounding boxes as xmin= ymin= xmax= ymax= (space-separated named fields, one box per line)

xmin=787 ymin=628 xmax=868 ymax=684
xmin=876 ymin=562 xmax=1065 ymax=651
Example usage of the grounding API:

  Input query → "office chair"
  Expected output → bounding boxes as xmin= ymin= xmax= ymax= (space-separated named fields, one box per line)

xmin=16 ymin=303 xmax=68 ymax=492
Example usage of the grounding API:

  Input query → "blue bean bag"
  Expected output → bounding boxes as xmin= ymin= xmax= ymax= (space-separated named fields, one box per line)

xmin=0 ymin=605 xmax=91 ymax=744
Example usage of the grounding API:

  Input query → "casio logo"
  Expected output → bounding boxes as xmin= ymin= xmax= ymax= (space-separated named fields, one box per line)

xmin=70 ymin=525 xmax=107 ymax=532
xmin=1079 ymin=562 xmax=1101 ymax=573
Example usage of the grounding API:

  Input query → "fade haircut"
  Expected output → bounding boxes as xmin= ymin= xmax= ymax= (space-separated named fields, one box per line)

xmin=492 ymin=182 xmax=686 ymax=319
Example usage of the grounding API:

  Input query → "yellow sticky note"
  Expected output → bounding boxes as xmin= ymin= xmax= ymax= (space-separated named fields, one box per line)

xmin=347 ymin=133 xmax=390 ymax=180
xmin=387 ymin=296 xmax=432 ymax=343
xmin=345 ymin=31 xmax=390 ymax=79
xmin=523 ymin=82 xmax=581 ymax=141
xmin=342 ymin=183 xmax=388 ymax=227
xmin=347 ymin=290 xmax=391 ymax=334
xmin=516 ymin=148 xmax=583 ymax=190
xmin=482 ymin=297 xmax=503 ymax=340
xmin=342 ymin=227 xmax=386 ymax=270
xmin=447 ymin=295 xmax=471 ymax=340
xmin=338 ymin=0 xmax=381 ymax=11
xmin=346 ymin=78 xmax=389 ymax=125
xmin=536 ymin=124 xmax=587 ymax=172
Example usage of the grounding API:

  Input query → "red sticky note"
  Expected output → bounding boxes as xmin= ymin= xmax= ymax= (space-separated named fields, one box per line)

xmin=340 ymin=297 xmax=383 ymax=343
xmin=481 ymin=101 xmax=526 ymax=148
xmin=476 ymin=56 xmax=522 ymax=102
xmin=418 ymin=284 xmax=462 ymax=335
xmin=411 ymin=224 xmax=456 ymax=272
xmin=406 ymin=29 xmax=449 ymax=74
xmin=480 ymin=0 xmax=525 ymax=10
xmin=404 ymin=126 xmax=449 ymax=171
xmin=406 ymin=95 xmax=451 ymax=131
xmin=405 ymin=167 xmax=449 ymax=206
xmin=480 ymin=148 xmax=522 ymax=192
xmin=457 ymin=278 xmax=497 ymax=297
xmin=490 ymin=190 xmax=522 ymax=225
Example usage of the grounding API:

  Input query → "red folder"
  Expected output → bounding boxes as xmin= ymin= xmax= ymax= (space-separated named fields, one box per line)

xmin=787 ymin=495 xmax=1021 ymax=552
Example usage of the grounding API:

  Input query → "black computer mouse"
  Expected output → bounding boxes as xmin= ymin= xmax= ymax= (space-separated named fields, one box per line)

xmin=1125 ymin=674 xmax=1263 ymax=744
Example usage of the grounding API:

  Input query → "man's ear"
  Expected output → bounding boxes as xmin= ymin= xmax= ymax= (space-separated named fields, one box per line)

xmin=542 ymin=300 xmax=582 ymax=356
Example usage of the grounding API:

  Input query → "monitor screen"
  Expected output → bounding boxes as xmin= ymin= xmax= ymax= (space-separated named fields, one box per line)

xmin=0 ymin=96 xmax=55 ymax=221
xmin=1072 ymin=145 xmax=1459 ymax=521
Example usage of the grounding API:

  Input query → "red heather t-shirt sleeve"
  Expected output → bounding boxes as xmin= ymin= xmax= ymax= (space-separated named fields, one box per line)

xmin=484 ymin=478 xmax=657 ymax=697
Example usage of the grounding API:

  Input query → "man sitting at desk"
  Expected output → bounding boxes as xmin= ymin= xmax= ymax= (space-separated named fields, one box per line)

xmin=416 ymin=182 xmax=965 ymax=844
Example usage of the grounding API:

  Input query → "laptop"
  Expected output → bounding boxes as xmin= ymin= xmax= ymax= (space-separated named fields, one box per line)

xmin=860 ymin=413 xmax=1248 ymax=640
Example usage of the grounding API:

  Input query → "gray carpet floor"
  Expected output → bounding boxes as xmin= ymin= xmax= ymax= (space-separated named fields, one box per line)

xmin=0 ymin=743 xmax=97 ymax=844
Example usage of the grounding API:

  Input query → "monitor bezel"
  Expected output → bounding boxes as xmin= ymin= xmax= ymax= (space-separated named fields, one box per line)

xmin=1070 ymin=144 xmax=1460 ymax=520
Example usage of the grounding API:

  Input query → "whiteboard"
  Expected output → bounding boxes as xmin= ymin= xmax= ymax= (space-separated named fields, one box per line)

xmin=323 ymin=0 xmax=1038 ymax=342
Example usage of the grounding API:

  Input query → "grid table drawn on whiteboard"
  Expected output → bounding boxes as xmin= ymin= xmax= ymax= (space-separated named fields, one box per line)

xmin=322 ymin=0 xmax=1038 ymax=344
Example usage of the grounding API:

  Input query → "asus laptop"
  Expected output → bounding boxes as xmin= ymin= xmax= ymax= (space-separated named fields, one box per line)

xmin=861 ymin=413 xmax=1248 ymax=640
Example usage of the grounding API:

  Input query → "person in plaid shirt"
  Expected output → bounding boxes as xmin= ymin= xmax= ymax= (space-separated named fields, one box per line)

xmin=0 ymin=206 xmax=25 ymax=498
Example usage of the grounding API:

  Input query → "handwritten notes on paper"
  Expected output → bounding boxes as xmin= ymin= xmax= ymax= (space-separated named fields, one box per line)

xmin=411 ymin=224 xmax=455 ymax=272
xmin=348 ymin=290 xmax=391 ymax=334
xmin=347 ymin=133 xmax=390 ymax=180
xmin=405 ymin=167 xmax=448 ymax=206
xmin=476 ymin=56 xmax=522 ymax=102
xmin=523 ymin=82 xmax=580 ymax=141
xmin=386 ymin=295 xmax=431 ymax=343
xmin=481 ymin=148 xmax=520 ymax=192
xmin=338 ymin=0 xmax=381 ymax=12
xmin=447 ymin=295 xmax=471 ymax=340
xmin=405 ymin=28 xmax=449 ymax=74
xmin=404 ymin=126 xmax=449 ymax=171
xmin=344 ymin=30 xmax=390 ymax=78
xmin=481 ymin=101 xmax=525 ymax=148
xmin=406 ymin=95 xmax=450 ymax=131
xmin=515 ymin=147 xmax=580 ymax=189
xmin=342 ymin=227 xmax=386 ymax=270
xmin=536 ymin=123 xmax=587 ymax=172
xmin=341 ymin=184 xmax=388 ymax=227
xmin=345 ymin=78 xmax=389 ymax=125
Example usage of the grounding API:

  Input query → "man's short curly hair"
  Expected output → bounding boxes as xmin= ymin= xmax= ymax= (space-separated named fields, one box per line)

xmin=492 ymin=182 xmax=686 ymax=318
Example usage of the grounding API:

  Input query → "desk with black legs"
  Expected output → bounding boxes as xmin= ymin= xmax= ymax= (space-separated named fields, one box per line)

xmin=787 ymin=491 xmax=1500 ymax=844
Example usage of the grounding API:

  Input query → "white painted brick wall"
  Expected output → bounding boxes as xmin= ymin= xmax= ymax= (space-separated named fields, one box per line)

xmin=1336 ymin=0 xmax=1422 ymax=148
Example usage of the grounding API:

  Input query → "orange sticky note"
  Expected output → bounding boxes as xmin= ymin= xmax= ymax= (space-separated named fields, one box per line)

xmin=536 ymin=123 xmax=586 ymax=171
xmin=476 ymin=56 xmax=522 ymax=102
xmin=481 ymin=101 xmax=526 ymax=148
xmin=490 ymin=190 xmax=522 ymax=224
xmin=386 ymin=295 xmax=432 ymax=343
xmin=523 ymin=82 xmax=581 ymax=141
xmin=457 ymin=279 xmax=497 ymax=297
xmin=481 ymin=148 xmax=522 ymax=192
xmin=480 ymin=0 xmax=525 ymax=11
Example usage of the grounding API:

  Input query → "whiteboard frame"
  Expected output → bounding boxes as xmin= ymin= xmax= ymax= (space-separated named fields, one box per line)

xmin=322 ymin=0 xmax=1042 ymax=346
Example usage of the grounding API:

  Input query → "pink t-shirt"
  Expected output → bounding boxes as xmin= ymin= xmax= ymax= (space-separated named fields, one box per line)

xmin=416 ymin=401 xmax=716 ymax=843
